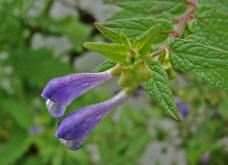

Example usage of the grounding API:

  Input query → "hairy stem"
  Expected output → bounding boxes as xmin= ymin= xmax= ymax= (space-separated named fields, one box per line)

xmin=150 ymin=46 xmax=167 ymax=57
xmin=150 ymin=0 xmax=197 ymax=57
xmin=169 ymin=0 xmax=197 ymax=40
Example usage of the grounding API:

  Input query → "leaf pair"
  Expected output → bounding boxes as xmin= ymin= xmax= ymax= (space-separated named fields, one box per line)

xmin=84 ymin=23 xmax=161 ymax=64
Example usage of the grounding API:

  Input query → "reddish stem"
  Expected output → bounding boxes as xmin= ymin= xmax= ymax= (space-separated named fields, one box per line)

xmin=170 ymin=0 xmax=197 ymax=40
xmin=186 ymin=1 xmax=197 ymax=7
xmin=150 ymin=0 xmax=197 ymax=57
xmin=168 ymin=30 xmax=181 ymax=38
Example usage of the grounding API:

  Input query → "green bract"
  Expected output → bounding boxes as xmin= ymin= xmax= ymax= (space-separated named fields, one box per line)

xmin=84 ymin=23 xmax=161 ymax=94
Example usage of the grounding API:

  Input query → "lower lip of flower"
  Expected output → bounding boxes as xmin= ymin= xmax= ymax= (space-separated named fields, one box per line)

xmin=59 ymin=139 xmax=83 ymax=150
xmin=46 ymin=99 xmax=67 ymax=118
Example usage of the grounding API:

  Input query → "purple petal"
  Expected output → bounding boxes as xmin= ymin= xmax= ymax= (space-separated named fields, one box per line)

xmin=180 ymin=106 xmax=190 ymax=118
xmin=41 ymin=70 xmax=112 ymax=117
xmin=202 ymin=151 xmax=210 ymax=164
xmin=133 ymin=86 xmax=144 ymax=97
xmin=175 ymin=98 xmax=182 ymax=108
xmin=29 ymin=126 xmax=43 ymax=135
xmin=175 ymin=98 xmax=190 ymax=119
xmin=55 ymin=91 xmax=128 ymax=150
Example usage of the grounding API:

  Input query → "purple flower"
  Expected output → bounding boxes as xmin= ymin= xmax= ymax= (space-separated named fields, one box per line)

xmin=133 ymin=86 xmax=144 ymax=97
xmin=175 ymin=98 xmax=190 ymax=119
xmin=29 ymin=126 xmax=43 ymax=135
xmin=55 ymin=91 xmax=128 ymax=150
xmin=175 ymin=98 xmax=182 ymax=108
xmin=41 ymin=70 xmax=112 ymax=118
xmin=180 ymin=106 xmax=190 ymax=118
xmin=202 ymin=151 xmax=210 ymax=164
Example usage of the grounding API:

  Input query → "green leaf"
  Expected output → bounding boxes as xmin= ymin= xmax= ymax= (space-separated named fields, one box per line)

xmin=170 ymin=39 xmax=228 ymax=71
xmin=143 ymin=60 xmax=182 ymax=121
xmin=83 ymin=42 xmax=128 ymax=63
xmin=0 ymin=128 xmax=33 ymax=165
xmin=27 ymin=16 xmax=92 ymax=52
xmin=54 ymin=16 xmax=92 ymax=52
xmin=190 ymin=22 xmax=228 ymax=52
xmin=22 ymin=0 xmax=35 ymax=15
xmin=118 ymin=0 xmax=187 ymax=16
xmin=190 ymin=6 xmax=228 ymax=52
xmin=185 ymin=6 xmax=228 ymax=92
xmin=109 ymin=10 xmax=144 ymax=20
xmin=192 ymin=68 xmax=228 ymax=92
xmin=187 ymin=119 xmax=220 ymax=164
xmin=51 ymin=150 xmax=63 ymax=165
xmin=182 ymin=6 xmax=228 ymax=92
xmin=126 ymin=132 xmax=151 ymax=158
xmin=197 ymin=0 xmax=228 ymax=13
xmin=0 ymin=6 xmax=23 ymax=46
xmin=95 ymin=23 xmax=126 ymax=44
xmin=109 ymin=8 xmax=175 ymax=21
xmin=124 ymin=107 xmax=147 ymax=125
xmin=195 ymin=6 xmax=228 ymax=34
xmin=105 ymin=18 xmax=173 ymax=43
xmin=10 ymin=49 xmax=74 ymax=88
xmin=133 ymin=24 xmax=160 ymax=49
xmin=218 ymin=96 xmax=228 ymax=120
xmin=0 ymin=99 xmax=33 ymax=130
xmin=181 ymin=35 xmax=228 ymax=92
xmin=93 ymin=59 xmax=117 ymax=72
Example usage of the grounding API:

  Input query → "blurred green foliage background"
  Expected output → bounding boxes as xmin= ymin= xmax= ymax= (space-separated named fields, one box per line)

xmin=0 ymin=0 xmax=228 ymax=165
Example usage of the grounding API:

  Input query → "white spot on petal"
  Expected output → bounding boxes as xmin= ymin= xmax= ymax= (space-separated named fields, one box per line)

xmin=46 ymin=99 xmax=66 ymax=118
xmin=59 ymin=139 xmax=83 ymax=150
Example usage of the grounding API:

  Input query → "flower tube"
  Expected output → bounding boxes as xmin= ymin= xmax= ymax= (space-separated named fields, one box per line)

xmin=55 ymin=90 xmax=128 ymax=150
xmin=41 ymin=70 xmax=113 ymax=118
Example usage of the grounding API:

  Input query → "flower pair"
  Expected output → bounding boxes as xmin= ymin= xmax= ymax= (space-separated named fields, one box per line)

xmin=41 ymin=69 xmax=128 ymax=150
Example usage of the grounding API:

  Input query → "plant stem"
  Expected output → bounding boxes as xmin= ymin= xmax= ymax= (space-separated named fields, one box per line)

xmin=42 ymin=0 xmax=54 ymax=16
xmin=150 ymin=0 xmax=197 ymax=58
xmin=169 ymin=0 xmax=197 ymax=41
xmin=150 ymin=46 xmax=167 ymax=57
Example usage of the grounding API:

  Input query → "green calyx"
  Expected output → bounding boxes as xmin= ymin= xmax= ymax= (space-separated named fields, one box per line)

xmin=110 ymin=59 xmax=153 ymax=95
xmin=124 ymin=86 xmax=139 ymax=95
xmin=118 ymin=66 xmax=138 ymax=87
xmin=166 ymin=67 xmax=177 ymax=80
xmin=110 ymin=63 xmax=122 ymax=76
xmin=160 ymin=48 xmax=177 ymax=80
xmin=91 ymin=23 xmax=163 ymax=94
xmin=134 ymin=60 xmax=154 ymax=81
